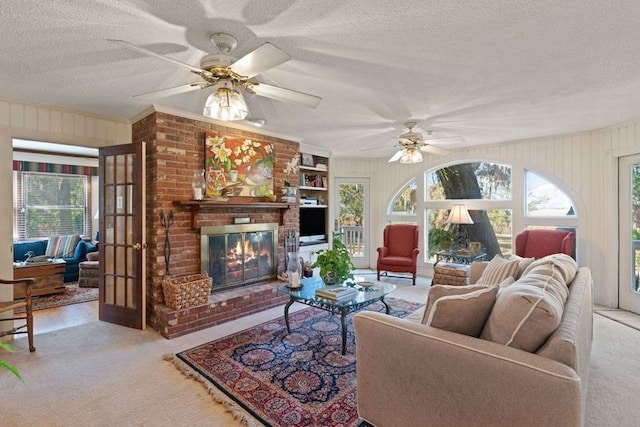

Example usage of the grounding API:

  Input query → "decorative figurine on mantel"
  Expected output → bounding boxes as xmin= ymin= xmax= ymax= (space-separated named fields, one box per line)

xmin=192 ymin=169 xmax=206 ymax=200
xmin=281 ymin=153 xmax=300 ymax=203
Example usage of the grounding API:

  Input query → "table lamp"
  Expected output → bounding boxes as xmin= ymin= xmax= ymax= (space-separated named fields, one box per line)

xmin=446 ymin=204 xmax=474 ymax=249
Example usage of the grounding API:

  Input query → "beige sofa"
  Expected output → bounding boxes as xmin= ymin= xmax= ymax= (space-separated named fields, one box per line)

xmin=354 ymin=257 xmax=593 ymax=427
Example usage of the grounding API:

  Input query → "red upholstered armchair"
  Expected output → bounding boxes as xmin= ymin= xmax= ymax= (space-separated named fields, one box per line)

xmin=376 ymin=224 xmax=419 ymax=285
xmin=515 ymin=229 xmax=575 ymax=259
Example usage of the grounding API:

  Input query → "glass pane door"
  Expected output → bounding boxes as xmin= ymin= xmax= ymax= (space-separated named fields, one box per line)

xmin=619 ymin=154 xmax=640 ymax=314
xmin=99 ymin=142 xmax=146 ymax=329
xmin=334 ymin=178 xmax=369 ymax=269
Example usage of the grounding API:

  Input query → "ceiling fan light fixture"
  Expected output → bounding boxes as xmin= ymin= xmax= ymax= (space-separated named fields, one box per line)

xmin=203 ymin=80 xmax=248 ymax=121
xmin=400 ymin=147 xmax=423 ymax=164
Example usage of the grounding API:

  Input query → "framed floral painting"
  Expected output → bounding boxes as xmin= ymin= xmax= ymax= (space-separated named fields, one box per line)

xmin=204 ymin=132 xmax=274 ymax=198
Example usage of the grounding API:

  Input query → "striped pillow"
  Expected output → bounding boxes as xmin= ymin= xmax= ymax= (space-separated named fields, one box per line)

xmin=45 ymin=234 xmax=81 ymax=258
xmin=476 ymin=255 xmax=519 ymax=285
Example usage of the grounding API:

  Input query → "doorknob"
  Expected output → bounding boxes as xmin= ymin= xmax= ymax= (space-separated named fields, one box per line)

xmin=133 ymin=243 xmax=141 ymax=250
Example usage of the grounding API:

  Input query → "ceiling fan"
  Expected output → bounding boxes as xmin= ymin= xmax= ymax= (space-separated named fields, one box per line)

xmin=107 ymin=33 xmax=322 ymax=120
xmin=388 ymin=122 xmax=452 ymax=163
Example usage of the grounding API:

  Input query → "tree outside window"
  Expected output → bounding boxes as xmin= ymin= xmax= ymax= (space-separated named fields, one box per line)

xmin=14 ymin=172 xmax=89 ymax=240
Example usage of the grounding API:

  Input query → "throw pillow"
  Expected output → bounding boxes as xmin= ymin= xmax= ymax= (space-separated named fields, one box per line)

xmin=422 ymin=284 xmax=491 ymax=324
xmin=499 ymin=276 xmax=515 ymax=287
xmin=45 ymin=234 xmax=81 ymax=258
xmin=476 ymin=255 xmax=519 ymax=285
xmin=74 ymin=240 xmax=87 ymax=260
xmin=509 ymin=254 xmax=535 ymax=280
xmin=425 ymin=286 xmax=499 ymax=337
xmin=481 ymin=277 xmax=565 ymax=352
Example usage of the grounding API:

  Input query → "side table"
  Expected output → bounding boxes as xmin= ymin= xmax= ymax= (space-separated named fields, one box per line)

xmin=434 ymin=250 xmax=487 ymax=266
xmin=433 ymin=263 xmax=470 ymax=285
xmin=432 ymin=251 xmax=487 ymax=286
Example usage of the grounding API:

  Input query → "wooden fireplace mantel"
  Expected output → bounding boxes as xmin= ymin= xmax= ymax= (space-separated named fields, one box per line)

xmin=172 ymin=200 xmax=297 ymax=229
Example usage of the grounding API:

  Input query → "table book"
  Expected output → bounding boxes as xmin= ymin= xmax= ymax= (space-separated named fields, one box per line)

xmin=315 ymin=286 xmax=358 ymax=301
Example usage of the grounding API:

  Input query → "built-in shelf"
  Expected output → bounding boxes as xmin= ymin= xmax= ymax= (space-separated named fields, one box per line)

xmin=300 ymin=165 xmax=328 ymax=172
xmin=172 ymin=200 xmax=296 ymax=230
xmin=299 ymin=186 xmax=327 ymax=191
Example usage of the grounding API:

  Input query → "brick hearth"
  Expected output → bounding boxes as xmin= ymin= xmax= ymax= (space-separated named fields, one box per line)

xmin=155 ymin=280 xmax=288 ymax=339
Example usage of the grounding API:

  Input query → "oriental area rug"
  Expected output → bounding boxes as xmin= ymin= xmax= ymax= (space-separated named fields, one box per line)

xmin=16 ymin=283 xmax=98 ymax=312
xmin=165 ymin=297 xmax=422 ymax=427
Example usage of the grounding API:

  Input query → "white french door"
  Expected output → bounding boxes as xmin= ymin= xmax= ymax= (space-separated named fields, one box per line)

xmin=334 ymin=178 xmax=370 ymax=269
xmin=618 ymin=154 xmax=640 ymax=314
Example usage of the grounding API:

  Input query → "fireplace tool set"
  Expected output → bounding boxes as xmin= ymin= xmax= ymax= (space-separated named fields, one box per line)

xmin=159 ymin=209 xmax=174 ymax=275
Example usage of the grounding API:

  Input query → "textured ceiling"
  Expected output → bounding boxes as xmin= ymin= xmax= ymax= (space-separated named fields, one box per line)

xmin=3 ymin=0 xmax=640 ymax=158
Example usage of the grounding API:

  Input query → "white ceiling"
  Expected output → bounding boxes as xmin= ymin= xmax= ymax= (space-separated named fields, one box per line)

xmin=3 ymin=0 xmax=640 ymax=158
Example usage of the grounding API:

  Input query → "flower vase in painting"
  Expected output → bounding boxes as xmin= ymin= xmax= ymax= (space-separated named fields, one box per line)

xmin=207 ymin=167 xmax=227 ymax=196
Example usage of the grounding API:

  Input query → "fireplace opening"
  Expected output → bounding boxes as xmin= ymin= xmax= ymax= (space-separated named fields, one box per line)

xmin=201 ymin=223 xmax=278 ymax=292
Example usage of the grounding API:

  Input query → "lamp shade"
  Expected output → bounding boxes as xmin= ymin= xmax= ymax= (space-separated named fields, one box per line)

xmin=203 ymin=80 xmax=248 ymax=121
xmin=447 ymin=204 xmax=474 ymax=224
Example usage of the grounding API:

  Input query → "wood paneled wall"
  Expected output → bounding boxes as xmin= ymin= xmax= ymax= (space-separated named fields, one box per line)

xmin=0 ymin=99 xmax=130 ymax=146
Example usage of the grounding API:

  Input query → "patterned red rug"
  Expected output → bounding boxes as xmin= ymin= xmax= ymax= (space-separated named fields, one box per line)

xmin=165 ymin=297 xmax=422 ymax=427
xmin=16 ymin=284 xmax=98 ymax=312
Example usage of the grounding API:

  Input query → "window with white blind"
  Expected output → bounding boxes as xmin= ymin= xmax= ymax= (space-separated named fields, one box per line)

xmin=13 ymin=171 xmax=92 ymax=240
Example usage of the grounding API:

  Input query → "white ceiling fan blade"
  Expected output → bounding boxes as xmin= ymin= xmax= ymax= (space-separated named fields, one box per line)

xmin=107 ymin=39 xmax=213 ymax=77
xmin=426 ymin=136 xmax=466 ymax=144
xmin=359 ymin=145 xmax=389 ymax=152
xmin=388 ymin=150 xmax=403 ymax=162
xmin=252 ymin=83 xmax=322 ymax=108
xmin=230 ymin=43 xmax=291 ymax=78
xmin=133 ymin=83 xmax=208 ymax=99
xmin=419 ymin=145 xmax=450 ymax=155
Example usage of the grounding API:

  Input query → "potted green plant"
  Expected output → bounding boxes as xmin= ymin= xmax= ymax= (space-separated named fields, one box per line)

xmin=429 ymin=228 xmax=454 ymax=254
xmin=312 ymin=233 xmax=355 ymax=284
xmin=0 ymin=342 xmax=22 ymax=381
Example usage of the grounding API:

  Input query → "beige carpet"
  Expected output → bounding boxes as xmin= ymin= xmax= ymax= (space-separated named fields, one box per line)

xmin=1 ymin=281 xmax=639 ymax=427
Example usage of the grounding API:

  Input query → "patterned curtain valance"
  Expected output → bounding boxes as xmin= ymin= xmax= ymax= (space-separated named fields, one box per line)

xmin=13 ymin=161 xmax=98 ymax=176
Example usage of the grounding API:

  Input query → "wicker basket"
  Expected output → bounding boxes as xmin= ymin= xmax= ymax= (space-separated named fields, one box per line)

xmin=162 ymin=273 xmax=212 ymax=310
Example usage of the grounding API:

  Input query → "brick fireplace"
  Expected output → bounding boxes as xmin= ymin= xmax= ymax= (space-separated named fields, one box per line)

xmin=132 ymin=107 xmax=299 ymax=338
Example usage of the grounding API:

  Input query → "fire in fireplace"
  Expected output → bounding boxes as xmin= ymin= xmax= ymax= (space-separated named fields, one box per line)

xmin=201 ymin=223 xmax=278 ymax=291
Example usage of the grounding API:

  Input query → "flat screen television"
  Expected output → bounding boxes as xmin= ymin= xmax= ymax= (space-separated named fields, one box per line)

xmin=299 ymin=208 xmax=327 ymax=245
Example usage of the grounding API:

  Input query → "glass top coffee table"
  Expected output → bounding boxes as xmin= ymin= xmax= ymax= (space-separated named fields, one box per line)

xmin=277 ymin=276 xmax=395 ymax=355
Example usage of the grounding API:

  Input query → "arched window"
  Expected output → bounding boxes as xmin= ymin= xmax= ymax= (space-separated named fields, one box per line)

xmin=387 ymin=178 xmax=418 ymax=224
xmin=386 ymin=162 xmax=579 ymax=262
xmin=525 ymin=171 xmax=575 ymax=217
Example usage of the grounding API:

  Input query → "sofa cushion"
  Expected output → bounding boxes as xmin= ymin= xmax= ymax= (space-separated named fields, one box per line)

xmin=481 ymin=265 xmax=568 ymax=352
xmin=13 ymin=239 xmax=47 ymax=262
xmin=46 ymin=234 xmax=81 ymax=258
xmin=425 ymin=286 xmax=499 ymax=337
xmin=476 ymin=255 xmax=519 ymax=285
xmin=522 ymin=253 xmax=578 ymax=284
